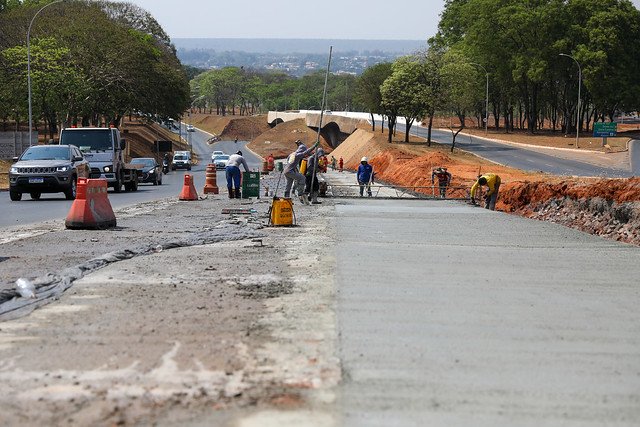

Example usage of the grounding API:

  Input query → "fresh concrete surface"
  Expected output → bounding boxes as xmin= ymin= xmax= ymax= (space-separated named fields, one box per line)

xmin=630 ymin=140 xmax=640 ymax=175
xmin=335 ymin=199 xmax=640 ymax=426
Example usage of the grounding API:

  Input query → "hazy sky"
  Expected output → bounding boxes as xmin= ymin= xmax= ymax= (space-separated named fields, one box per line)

xmin=118 ymin=0 xmax=640 ymax=41
xmin=118 ymin=0 xmax=445 ymax=40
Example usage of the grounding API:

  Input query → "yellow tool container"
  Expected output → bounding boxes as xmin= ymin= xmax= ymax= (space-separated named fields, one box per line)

xmin=269 ymin=197 xmax=295 ymax=226
xmin=300 ymin=159 xmax=307 ymax=175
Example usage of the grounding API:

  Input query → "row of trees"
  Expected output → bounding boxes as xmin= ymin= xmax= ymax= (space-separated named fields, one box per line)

xmin=189 ymin=66 xmax=362 ymax=117
xmin=0 ymin=0 xmax=190 ymax=139
xmin=354 ymin=0 xmax=640 ymax=148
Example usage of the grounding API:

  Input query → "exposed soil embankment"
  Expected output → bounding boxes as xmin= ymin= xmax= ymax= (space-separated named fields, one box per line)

xmin=331 ymin=128 xmax=536 ymax=197
xmin=500 ymin=179 xmax=640 ymax=245
xmin=248 ymin=118 xmax=331 ymax=158
xmin=191 ymin=113 xmax=271 ymax=143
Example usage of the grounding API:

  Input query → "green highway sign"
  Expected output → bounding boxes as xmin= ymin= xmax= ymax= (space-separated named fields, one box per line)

xmin=593 ymin=122 xmax=617 ymax=137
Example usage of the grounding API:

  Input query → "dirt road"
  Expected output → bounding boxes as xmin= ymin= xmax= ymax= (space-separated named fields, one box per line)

xmin=0 ymin=183 xmax=340 ymax=426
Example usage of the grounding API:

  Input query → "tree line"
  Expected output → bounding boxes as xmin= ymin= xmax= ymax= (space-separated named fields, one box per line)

xmin=357 ymin=0 xmax=640 ymax=148
xmin=0 ymin=0 xmax=190 ymax=139
xmin=189 ymin=66 xmax=362 ymax=117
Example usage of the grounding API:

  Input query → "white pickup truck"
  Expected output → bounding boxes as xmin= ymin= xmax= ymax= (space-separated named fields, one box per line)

xmin=58 ymin=127 xmax=139 ymax=192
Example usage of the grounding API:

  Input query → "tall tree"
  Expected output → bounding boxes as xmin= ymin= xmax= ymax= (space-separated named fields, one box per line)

xmin=355 ymin=62 xmax=392 ymax=132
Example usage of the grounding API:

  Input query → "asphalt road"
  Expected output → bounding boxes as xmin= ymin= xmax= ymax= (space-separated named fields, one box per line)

xmin=385 ymin=121 xmax=632 ymax=178
xmin=0 ymin=125 xmax=264 ymax=228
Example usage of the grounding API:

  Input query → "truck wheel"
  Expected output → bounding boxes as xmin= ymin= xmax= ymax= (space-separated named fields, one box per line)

xmin=30 ymin=192 xmax=41 ymax=200
xmin=64 ymin=177 xmax=77 ymax=200
xmin=10 ymin=190 xmax=22 ymax=201
xmin=113 ymin=174 xmax=122 ymax=193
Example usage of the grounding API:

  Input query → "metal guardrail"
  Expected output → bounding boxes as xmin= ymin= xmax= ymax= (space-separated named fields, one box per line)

xmin=324 ymin=183 xmax=472 ymax=200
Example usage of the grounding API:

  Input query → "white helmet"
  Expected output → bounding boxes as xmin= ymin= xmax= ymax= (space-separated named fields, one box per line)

xmin=361 ymin=157 xmax=368 ymax=162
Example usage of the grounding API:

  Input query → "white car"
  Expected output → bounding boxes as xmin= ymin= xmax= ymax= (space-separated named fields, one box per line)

xmin=186 ymin=124 xmax=195 ymax=132
xmin=214 ymin=155 xmax=230 ymax=170
xmin=211 ymin=150 xmax=225 ymax=161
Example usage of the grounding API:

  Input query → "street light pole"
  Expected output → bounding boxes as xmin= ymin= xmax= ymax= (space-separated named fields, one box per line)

xmin=559 ymin=53 xmax=582 ymax=148
xmin=27 ymin=0 xmax=65 ymax=146
xmin=471 ymin=63 xmax=489 ymax=135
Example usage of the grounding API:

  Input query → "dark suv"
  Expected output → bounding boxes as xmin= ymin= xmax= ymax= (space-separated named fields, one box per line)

xmin=9 ymin=145 xmax=89 ymax=201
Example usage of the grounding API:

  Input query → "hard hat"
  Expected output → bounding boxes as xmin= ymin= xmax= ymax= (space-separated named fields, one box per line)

xmin=361 ymin=157 xmax=368 ymax=162
xmin=236 ymin=150 xmax=242 ymax=156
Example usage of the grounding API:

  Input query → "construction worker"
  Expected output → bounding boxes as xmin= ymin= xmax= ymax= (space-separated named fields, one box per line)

xmin=225 ymin=150 xmax=250 ymax=199
xmin=305 ymin=148 xmax=324 ymax=204
xmin=283 ymin=141 xmax=319 ymax=204
xmin=339 ymin=157 xmax=344 ymax=172
xmin=431 ymin=167 xmax=452 ymax=198
xmin=267 ymin=153 xmax=275 ymax=171
xmin=470 ymin=173 xmax=501 ymax=210
xmin=357 ymin=157 xmax=374 ymax=197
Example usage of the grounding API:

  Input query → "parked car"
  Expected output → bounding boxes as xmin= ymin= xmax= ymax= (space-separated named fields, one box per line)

xmin=214 ymin=154 xmax=230 ymax=170
xmin=211 ymin=150 xmax=225 ymax=161
xmin=186 ymin=124 xmax=195 ymax=132
xmin=130 ymin=157 xmax=162 ymax=185
xmin=9 ymin=144 xmax=89 ymax=201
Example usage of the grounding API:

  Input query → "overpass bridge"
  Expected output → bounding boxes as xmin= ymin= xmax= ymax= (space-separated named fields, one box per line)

xmin=267 ymin=110 xmax=372 ymax=148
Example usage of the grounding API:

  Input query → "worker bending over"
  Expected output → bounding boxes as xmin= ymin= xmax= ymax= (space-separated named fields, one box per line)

xmin=283 ymin=140 xmax=319 ymax=204
xmin=470 ymin=173 xmax=501 ymax=210
xmin=225 ymin=150 xmax=250 ymax=199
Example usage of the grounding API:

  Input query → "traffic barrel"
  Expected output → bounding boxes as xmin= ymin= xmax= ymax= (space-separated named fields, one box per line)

xmin=179 ymin=174 xmax=198 ymax=201
xmin=65 ymin=178 xmax=116 ymax=229
xmin=203 ymin=164 xmax=219 ymax=194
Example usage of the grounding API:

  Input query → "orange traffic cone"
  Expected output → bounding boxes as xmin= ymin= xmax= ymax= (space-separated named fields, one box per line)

xmin=179 ymin=174 xmax=198 ymax=201
xmin=65 ymin=178 xmax=117 ymax=229
xmin=203 ymin=164 xmax=219 ymax=194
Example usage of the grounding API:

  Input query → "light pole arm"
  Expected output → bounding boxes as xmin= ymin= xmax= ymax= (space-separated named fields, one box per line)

xmin=470 ymin=63 xmax=489 ymax=134
xmin=27 ymin=0 xmax=65 ymax=146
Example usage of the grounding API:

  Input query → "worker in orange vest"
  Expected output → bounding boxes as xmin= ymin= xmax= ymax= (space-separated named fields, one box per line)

xmin=339 ymin=157 xmax=344 ymax=172
xmin=267 ymin=153 xmax=275 ymax=171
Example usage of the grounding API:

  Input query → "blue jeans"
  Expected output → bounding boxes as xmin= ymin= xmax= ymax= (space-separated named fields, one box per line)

xmin=225 ymin=165 xmax=241 ymax=190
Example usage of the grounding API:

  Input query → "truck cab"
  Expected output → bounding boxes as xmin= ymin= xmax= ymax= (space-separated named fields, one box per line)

xmin=58 ymin=127 xmax=138 ymax=192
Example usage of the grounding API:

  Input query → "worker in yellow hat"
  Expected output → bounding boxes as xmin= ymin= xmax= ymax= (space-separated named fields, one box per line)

xmin=470 ymin=173 xmax=501 ymax=210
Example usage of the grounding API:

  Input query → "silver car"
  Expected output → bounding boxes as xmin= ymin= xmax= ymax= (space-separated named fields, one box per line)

xmin=9 ymin=144 xmax=89 ymax=201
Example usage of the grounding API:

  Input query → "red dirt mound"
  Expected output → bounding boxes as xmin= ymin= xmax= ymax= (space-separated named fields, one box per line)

xmin=248 ymin=118 xmax=331 ymax=159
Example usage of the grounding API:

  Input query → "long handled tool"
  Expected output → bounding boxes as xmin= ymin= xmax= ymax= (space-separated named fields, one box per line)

xmin=310 ymin=46 xmax=333 ymax=194
xmin=273 ymin=167 xmax=284 ymax=198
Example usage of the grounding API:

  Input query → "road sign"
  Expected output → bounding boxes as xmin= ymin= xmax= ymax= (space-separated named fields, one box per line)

xmin=593 ymin=122 xmax=617 ymax=137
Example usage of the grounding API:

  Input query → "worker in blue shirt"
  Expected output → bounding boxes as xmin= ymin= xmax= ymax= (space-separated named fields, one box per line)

xmin=356 ymin=157 xmax=374 ymax=197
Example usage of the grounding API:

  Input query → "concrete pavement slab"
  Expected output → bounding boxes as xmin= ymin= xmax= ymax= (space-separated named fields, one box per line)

xmin=336 ymin=199 xmax=640 ymax=426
